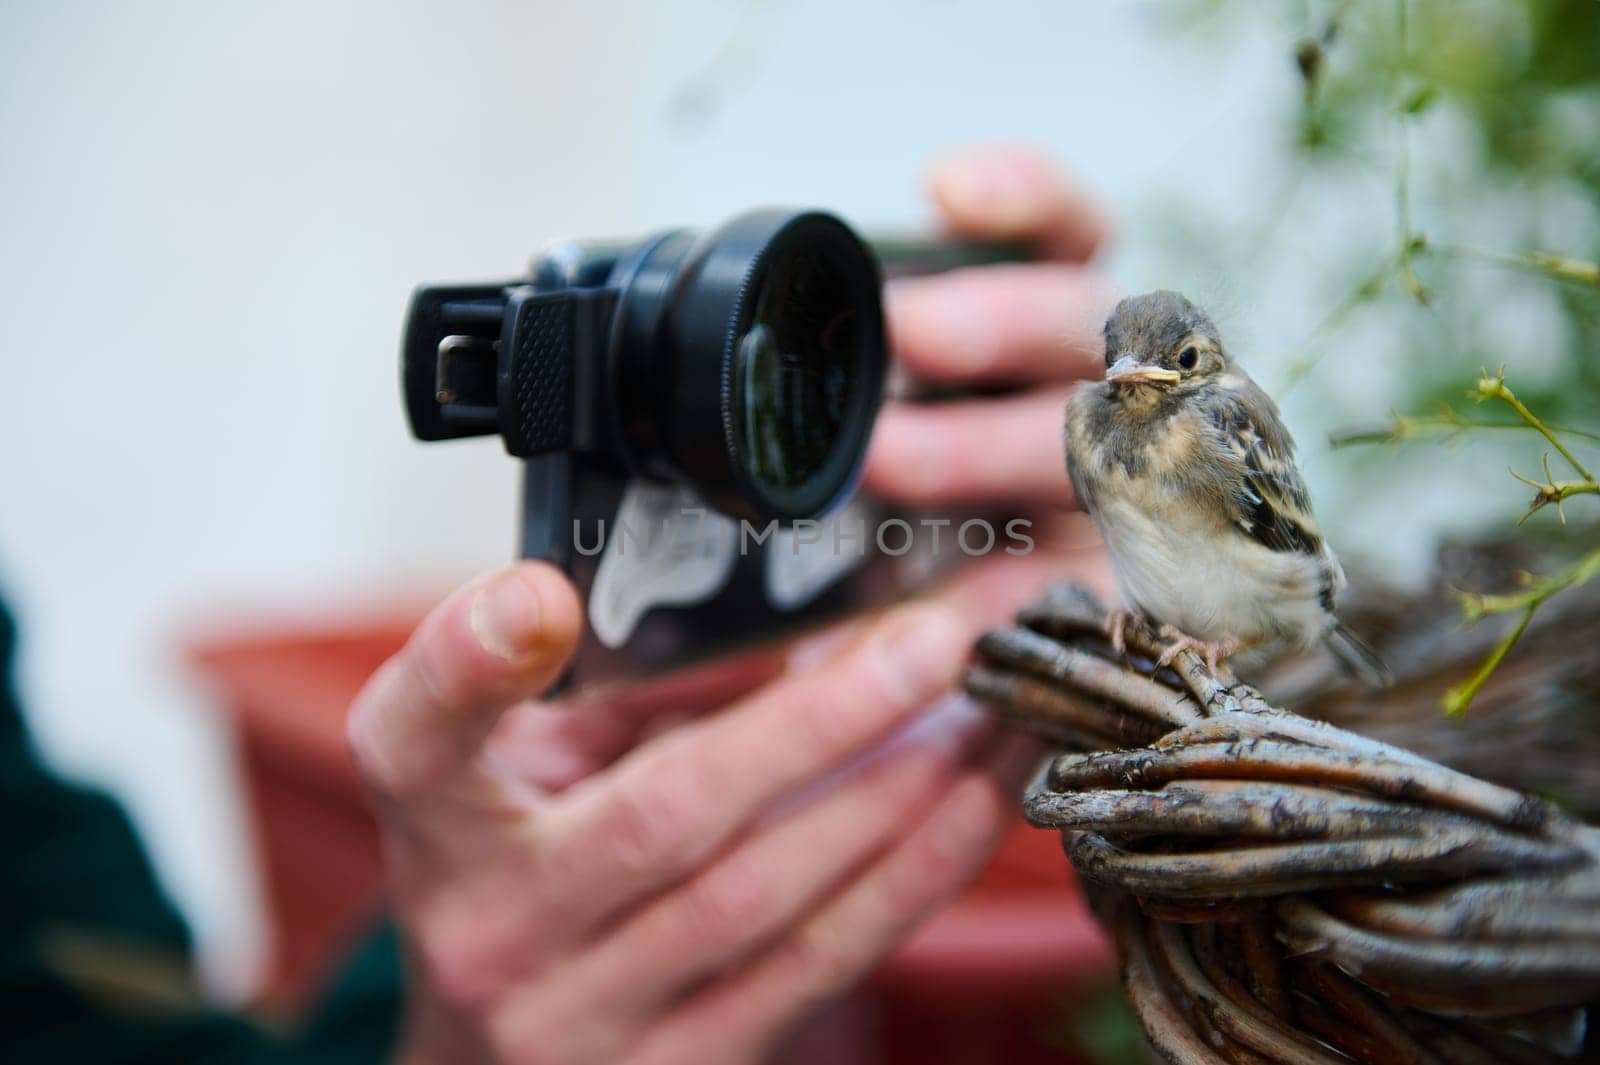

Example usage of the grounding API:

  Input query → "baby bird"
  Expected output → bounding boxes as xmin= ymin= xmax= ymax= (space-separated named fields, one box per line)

xmin=1064 ymin=290 xmax=1390 ymax=685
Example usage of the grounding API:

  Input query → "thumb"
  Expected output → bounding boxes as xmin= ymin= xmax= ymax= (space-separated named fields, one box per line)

xmin=348 ymin=561 xmax=583 ymax=804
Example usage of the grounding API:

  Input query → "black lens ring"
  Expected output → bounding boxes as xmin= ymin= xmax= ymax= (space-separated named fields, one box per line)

xmin=610 ymin=209 xmax=885 ymax=524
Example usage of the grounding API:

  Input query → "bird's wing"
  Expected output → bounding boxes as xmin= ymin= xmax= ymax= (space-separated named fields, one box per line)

xmin=1205 ymin=379 xmax=1325 ymax=558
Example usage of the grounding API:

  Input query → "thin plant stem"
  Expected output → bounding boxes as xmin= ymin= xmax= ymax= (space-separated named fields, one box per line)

xmin=1330 ymin=402 xmax=1600 ymax=449
xmin=1476 ymin=371 xmax=1597 ymax=483
xmin=1507 ymin=453 xmax=1600 ymax=525
xmin=1393 ymin=0 xmax=1427 ymax=303
xmin=1441 ymin=607 xmax=1535 ymax=718
xmin=1445 ymin=545 xmax=1600 ymax=716
xmin=1285 ymin=0 xmax=1424 ymax=391
xmin=1422 ymin=242 xmax=1600 ymax=289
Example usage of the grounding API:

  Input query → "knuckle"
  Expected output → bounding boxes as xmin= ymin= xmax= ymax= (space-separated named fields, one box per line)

xmin=490 ymin=989 xmax=624 ymax=1065
xmin=778 ymin=925 xmax=857 ymax=999
xmin=902 ymin=786 xmax=1001 ymax=896
xmin=346 ymin=637 xmax=477 ymax=800
xmin=344 ymin=659 xmax=413 ymax=797
xmin=600 ymin=767 xmax=703 ymax=877
xmin=344 ymin=695 xmax=384 ymax=786
xmin=792 ymin=686 xmax=867 ymax=761
xmin=406 ymin=632 xmax=465 ymax=726
xmin=675 ymin=860 xmax=771 ymax=945
xmin=894 ymin=838 xmax=964 ymax=906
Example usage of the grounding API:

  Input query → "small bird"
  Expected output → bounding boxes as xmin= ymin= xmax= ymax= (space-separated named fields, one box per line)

xmin=1064 ymin=290 xmax=1391 ymax=685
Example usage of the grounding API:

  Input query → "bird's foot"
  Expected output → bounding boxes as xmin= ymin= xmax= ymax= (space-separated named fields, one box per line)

xmin=1104 ymin=609 xmax=1136 ymax=655
xmin=1155 ymin=626 xmax=1246 ymax=674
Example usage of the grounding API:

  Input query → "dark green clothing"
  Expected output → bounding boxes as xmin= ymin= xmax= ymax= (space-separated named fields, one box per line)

xmin=0 ymin=597 xmax=403 ymax=1064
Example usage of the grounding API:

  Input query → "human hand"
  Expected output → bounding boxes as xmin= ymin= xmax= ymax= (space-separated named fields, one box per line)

xmin=866 ymin=142 xmax=1120 ymax=624
xmin=351 ymin=143 xmax=1115 ymax=1065
xmin=349 ymin=563 xmax=1036 ymax=1065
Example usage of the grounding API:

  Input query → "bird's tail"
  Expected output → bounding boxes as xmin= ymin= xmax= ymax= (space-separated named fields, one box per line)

xmin=1323 ymin=622 xmax=1394 ymax=689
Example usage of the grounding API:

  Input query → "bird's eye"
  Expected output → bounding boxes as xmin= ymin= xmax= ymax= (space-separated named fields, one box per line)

xmin=1178 ymin=346 xmax=1199 ymax=370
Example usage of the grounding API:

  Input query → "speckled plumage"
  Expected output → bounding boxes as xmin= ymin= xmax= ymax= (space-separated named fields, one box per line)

xmin=1065 ymin=291 xmax=1389 ymax=684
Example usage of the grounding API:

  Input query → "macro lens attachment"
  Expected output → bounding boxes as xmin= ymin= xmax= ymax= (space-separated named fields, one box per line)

xmin=402 ymin=209 xmax=884 ymax=526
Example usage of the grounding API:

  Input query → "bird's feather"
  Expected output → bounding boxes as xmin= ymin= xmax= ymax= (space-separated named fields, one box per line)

xmin=1324 ymin=620 xmax=1394 ymax=688
xmin=1203 ymin=376 xmax=1324 ymax=559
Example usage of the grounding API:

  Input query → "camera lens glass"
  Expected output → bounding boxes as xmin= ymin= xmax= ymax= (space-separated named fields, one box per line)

xmin=729 ymin=224 xmax=882 ymax=519
xmin=737 ymin=253 xmax=859 ymax=495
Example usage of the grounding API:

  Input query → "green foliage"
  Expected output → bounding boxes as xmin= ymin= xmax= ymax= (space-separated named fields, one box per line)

xmin=1184 ymin=0 xmax=1600 ymax=712
xmin=1430 ymin=370 xmax=1600 ymax=713
xmin=1293 ymin=0 xmax=1600 ymax=409
xmin=1312 ymin=2 xmax=1600 ymax=713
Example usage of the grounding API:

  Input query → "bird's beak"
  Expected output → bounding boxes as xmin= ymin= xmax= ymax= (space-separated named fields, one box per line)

xmin=1106 ymin=355 xmax=1180 ymax=386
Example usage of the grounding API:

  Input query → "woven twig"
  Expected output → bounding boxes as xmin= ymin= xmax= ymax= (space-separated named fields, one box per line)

xmin=967 ymin=583 xmax=1600 ymax=1063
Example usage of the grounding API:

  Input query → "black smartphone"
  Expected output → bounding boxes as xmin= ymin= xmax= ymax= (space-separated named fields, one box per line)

xmin=402 ymin=209 xmax=1031 ymax=689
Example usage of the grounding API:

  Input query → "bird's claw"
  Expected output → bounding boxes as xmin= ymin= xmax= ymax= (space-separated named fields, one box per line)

xmin=1104 ymin=609 xmax=1134 ymax=655
xmin=1154 ymin=626 xmax=1244 ymax=675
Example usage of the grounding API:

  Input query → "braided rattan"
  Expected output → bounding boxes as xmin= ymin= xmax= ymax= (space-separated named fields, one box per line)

xmin=967 ymin=584 xmax=1600 ymax=1063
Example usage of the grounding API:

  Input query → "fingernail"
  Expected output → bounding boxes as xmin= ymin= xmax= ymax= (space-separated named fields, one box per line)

xmin=892 ymin=692 xmax=991 ymax=758
xmin=871 ymin=606 xmax=967 ymax=706
xmin=471 ymin=573 xmax=543 ymax=663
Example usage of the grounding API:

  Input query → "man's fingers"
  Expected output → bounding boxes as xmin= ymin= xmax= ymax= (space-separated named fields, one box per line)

xmin=887 ymin=264 xmax=1113 ymax=384
xmin=603 ymin=726 xmax=972 ymax=1008
xmin=863 ymin=386 xmax=1076 ymax=507
xmin=532 ymin=602 xmax=972 ymax=934
xmin=491 ymin=724 xmax=979 ymax=1059
xmin=629 ymin=732 xmax=1041 ymax=1065
xmin=926 ymin=142 xmax=1111 ymax=262
xmin=487 ymin=622 xmax=866 ymax=794
xmin=347 ymin=562 xmax=583 ymax=803
xmin=487 ymin=644 xmax=790 ymax=793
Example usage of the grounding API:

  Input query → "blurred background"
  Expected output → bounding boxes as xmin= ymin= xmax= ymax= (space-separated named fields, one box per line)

xmin=1 ymin=0 xmax=1595 ymax=1035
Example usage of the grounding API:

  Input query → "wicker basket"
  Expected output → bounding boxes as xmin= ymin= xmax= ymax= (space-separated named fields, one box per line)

xmin=967 ymin=582 xmax=1600 ymax=1063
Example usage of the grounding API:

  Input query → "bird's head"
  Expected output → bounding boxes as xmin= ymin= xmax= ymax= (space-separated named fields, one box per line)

xmin=1100 ymin=290 xmax=1228 ymax=407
